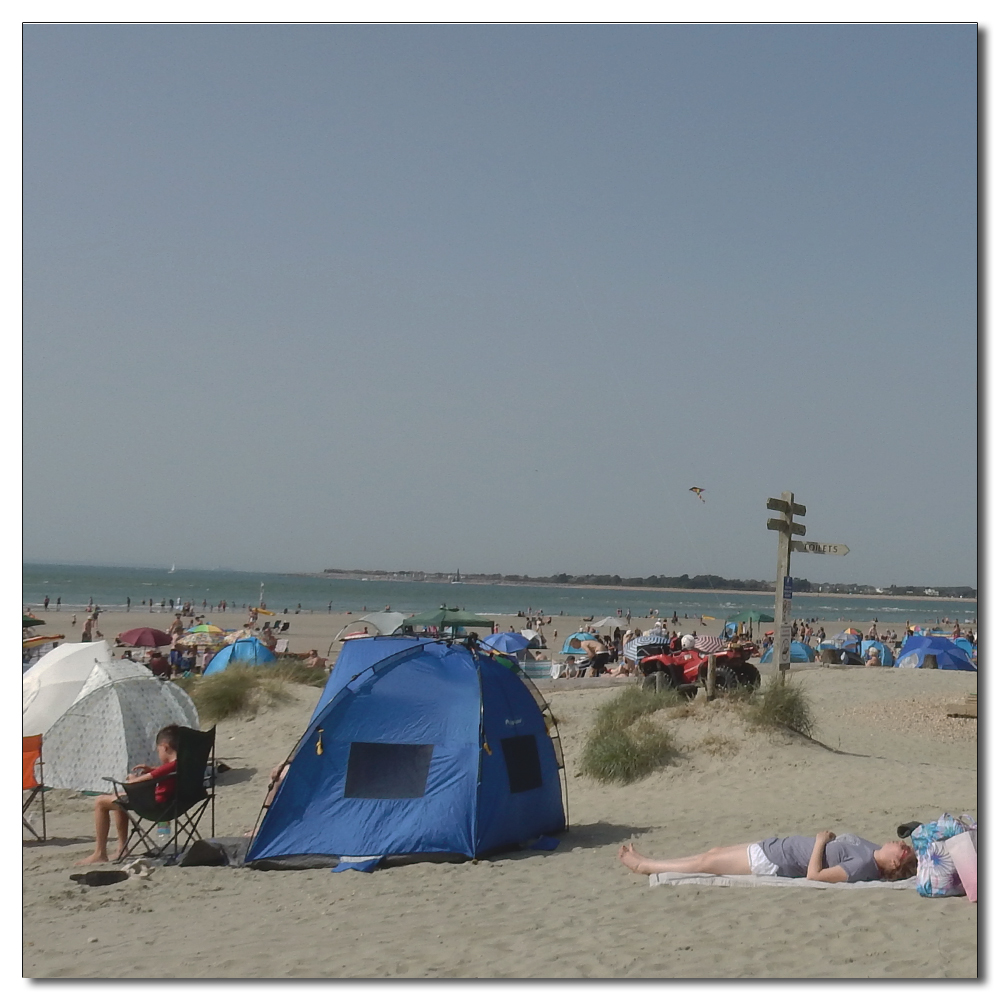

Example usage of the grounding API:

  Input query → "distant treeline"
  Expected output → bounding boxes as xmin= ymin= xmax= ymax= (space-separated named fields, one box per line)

xmin=321 ymin=568 xmax=976 ymax=598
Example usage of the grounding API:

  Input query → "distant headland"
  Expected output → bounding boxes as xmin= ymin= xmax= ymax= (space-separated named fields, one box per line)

xmin=309 ymin=568 xmax=976 ymax=600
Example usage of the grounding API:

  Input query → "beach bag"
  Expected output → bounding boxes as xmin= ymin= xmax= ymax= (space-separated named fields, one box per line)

xmin=910 ymin=813 xmax=977 ymax=897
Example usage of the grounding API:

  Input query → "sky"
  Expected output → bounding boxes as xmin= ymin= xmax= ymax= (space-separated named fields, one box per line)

xmin=21 ymin=22 xmax=978 ymax=587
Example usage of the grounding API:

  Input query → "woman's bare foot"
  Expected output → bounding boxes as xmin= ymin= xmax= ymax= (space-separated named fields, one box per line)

xmin=75 ymin=852 xmax=109 ymax=866
xmin=618 ymin=842 xmax=657 ymax=875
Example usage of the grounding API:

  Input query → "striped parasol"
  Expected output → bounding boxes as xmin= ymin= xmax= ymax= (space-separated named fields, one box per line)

xmin=692 ymin=635 xmax=727 ymax=654
xmin=624 ymin=634 xmax=672 ymax=661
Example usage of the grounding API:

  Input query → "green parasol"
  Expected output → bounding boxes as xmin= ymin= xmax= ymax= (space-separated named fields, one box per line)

xmin=405 ymin=606 xmax=495 ymax=630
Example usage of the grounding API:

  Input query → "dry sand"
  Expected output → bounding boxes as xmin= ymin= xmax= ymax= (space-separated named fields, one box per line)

xmin=23 ymin=607 xmax=977 ymax=978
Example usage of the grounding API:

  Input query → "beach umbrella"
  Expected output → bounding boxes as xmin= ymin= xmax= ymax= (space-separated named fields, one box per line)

xmin=23 ymin=641 xmax=115 ymax=736
xmin=186 ymin=623 xmax=225 ymax=635
xmin=223 ymin=628 xmax=258 ymax=644
xmin=119 ymin=627 xmax=172 ymax=648
xmin=623 ymin=634 xmax=671 ymax=661
xmin=173 ymin=632 xmax=228 ymax=649
xmin=692 ymin=635 xmax=727 ymax=654
xmin=404 ymin=606 xmax=495 ymax=630
xmin=519 ymin=629 xmax=544 ymax=648
xmin=480 ymin=632 xmax=531 ymax=654
xmin=590 ymin=616 xmax=628 ymax=631
xmin=24 ymin=615 xmax=46 ymax=628
xmin=842 ymin=628 xmax=863 ymax=636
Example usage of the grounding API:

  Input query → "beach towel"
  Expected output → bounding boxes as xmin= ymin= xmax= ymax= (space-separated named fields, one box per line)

xmin=649 ymin=872 xmax=916 ymax=890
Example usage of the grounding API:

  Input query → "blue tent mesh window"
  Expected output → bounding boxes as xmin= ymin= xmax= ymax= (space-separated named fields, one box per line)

xmin=344 ymin=742 xmax=434 ymax=799
xmin=501 ymin=735 xmax=543 ymax=794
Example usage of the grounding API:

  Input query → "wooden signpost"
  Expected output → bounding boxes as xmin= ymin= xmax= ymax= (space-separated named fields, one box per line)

xmin=791 ymin=541 xmax=850 ymax=556
xmin=766 ymin=493 xmax=805 ymax=682
xmin=766 ymin=494 xmax=849 ymax=682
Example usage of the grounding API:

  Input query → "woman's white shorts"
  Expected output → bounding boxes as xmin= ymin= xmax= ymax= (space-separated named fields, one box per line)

xmin=747 ymin=842 xmax=779 ymax=876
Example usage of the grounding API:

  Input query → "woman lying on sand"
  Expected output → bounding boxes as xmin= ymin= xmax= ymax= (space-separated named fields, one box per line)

xmin=619 ymin=831 xmax=916 ymax=884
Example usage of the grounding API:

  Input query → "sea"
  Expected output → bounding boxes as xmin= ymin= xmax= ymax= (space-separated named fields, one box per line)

xmin=22 ymin=564 xmax=978 ymax=625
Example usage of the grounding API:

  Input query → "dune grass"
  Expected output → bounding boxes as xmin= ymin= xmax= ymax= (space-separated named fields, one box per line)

xmin=581 ymin=687 xmax=679 ymax=784
xmin=743 ymin=674 xmax=814 ymax=738
xmin=184 ymin=667 xmax=291 ymax=722
xmin=592 ymin=686 xmax=681 ymax=730
xmin=270 ymin=657 xmax=329 ymax=687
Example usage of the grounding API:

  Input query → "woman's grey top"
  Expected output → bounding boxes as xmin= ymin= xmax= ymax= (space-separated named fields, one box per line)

xmin=759 ymin=834 xmax=881 ymax=882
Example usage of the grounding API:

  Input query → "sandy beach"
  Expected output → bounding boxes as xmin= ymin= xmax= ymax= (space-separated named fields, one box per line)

xmin=23 ymin=605 xmax=977 ymax=979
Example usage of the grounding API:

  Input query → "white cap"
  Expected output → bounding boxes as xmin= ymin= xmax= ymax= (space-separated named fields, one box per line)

xmin=681 ymin=634 xmax=696 ymax=650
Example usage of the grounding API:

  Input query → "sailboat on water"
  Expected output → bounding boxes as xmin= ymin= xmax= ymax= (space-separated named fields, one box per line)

xmin=450 ymin=568 xmax=464 ymax=584
xmin=168 ymin=564 xmax=176 ymax=574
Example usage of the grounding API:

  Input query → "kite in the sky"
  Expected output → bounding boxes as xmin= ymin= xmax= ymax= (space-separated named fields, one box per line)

xmin=689 ymin=487 xmax=706 ymax=503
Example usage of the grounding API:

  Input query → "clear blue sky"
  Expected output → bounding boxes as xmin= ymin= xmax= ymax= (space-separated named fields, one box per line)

xmin=22 ymin=24 xmax=977 ymax=586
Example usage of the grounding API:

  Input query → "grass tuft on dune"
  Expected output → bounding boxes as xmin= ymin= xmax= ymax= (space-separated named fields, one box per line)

xmin=743 ymin=675 xmax=814 ymax=737
xmin=183 ymin=667 xmax=292 ymax=722
xmin=581 ymin=687 xmax=679 ymax=784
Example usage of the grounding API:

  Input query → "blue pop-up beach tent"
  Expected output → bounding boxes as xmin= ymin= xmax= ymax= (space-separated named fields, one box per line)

xmin=829 ymin=631 xmax=862 ymax=654
xmin=203 ymin=637 xmax=276 ymax=675
xmin=895 ymin=636 xmax=976 ymax=671
xmin=953 ymin=637 xmax=976 ymax=659
xmin=760 ymin=641 xmax=815 ymax=664
xmin=560 ymin=632 xmax=595 ymax=655
xmin=246 ymin=637 xmax=566 ymax=870
xmin=860 ymin=640 xmax=895 ymax=666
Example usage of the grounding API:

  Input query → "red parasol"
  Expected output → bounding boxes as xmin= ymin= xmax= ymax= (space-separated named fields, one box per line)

xmin=119 ymin=627 xmax=172 ymax=647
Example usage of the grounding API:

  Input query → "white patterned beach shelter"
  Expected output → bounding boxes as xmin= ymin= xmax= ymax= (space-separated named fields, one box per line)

xmin=22 ymin=640 xmax=113 ymax=737
xmin=42 ymin=660 xmax=199 ymax=794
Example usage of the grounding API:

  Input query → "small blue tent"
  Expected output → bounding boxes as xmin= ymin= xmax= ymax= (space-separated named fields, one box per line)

xmin=560 ymin=632 xmax=595 ymax=655
xmin=760 ymin=641 xmax=815 ymax=664
xmin=830 ymin=631 xmax=862 ymax=654
xmin=860 ymin=640 xmax=895 ymax=666
xmin=203 ymin=637 xmax=276 ymax=676
xmin=246 ymin=637 xmax=566 ymax=870
xmin=895 ymin=636 xmax=975 ymax=671
xmin=953 ymin=637 xmax=975 ymax=659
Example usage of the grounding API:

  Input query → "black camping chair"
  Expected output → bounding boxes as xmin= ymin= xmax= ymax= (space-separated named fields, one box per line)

xmin=279 ymin=621 xmax=290 ymax=632
xmin=109 ymin=726 xmax=216 ymax=861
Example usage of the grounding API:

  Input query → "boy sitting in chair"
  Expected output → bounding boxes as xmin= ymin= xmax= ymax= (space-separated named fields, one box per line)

xmin=76 ymin=725 xmax=179 ymax=865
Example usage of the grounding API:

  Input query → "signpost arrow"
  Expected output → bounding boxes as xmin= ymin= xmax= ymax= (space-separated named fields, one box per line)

xmin=790 ymin=541 xmax=850 ymax=556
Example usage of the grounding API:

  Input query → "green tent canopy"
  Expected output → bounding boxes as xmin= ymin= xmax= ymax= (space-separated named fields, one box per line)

xmin=23 ymin=615 xmax=46 ymax=627
xmin=405 ymin=606 xmax=495 ymax=630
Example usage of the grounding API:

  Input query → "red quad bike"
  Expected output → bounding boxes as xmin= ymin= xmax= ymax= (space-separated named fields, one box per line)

xmin=638 ymin=645 xmax=760 ymax=696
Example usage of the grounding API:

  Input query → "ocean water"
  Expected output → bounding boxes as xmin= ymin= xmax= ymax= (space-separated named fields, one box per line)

xmin=22 ymin=564 xmax=978 ymax=624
